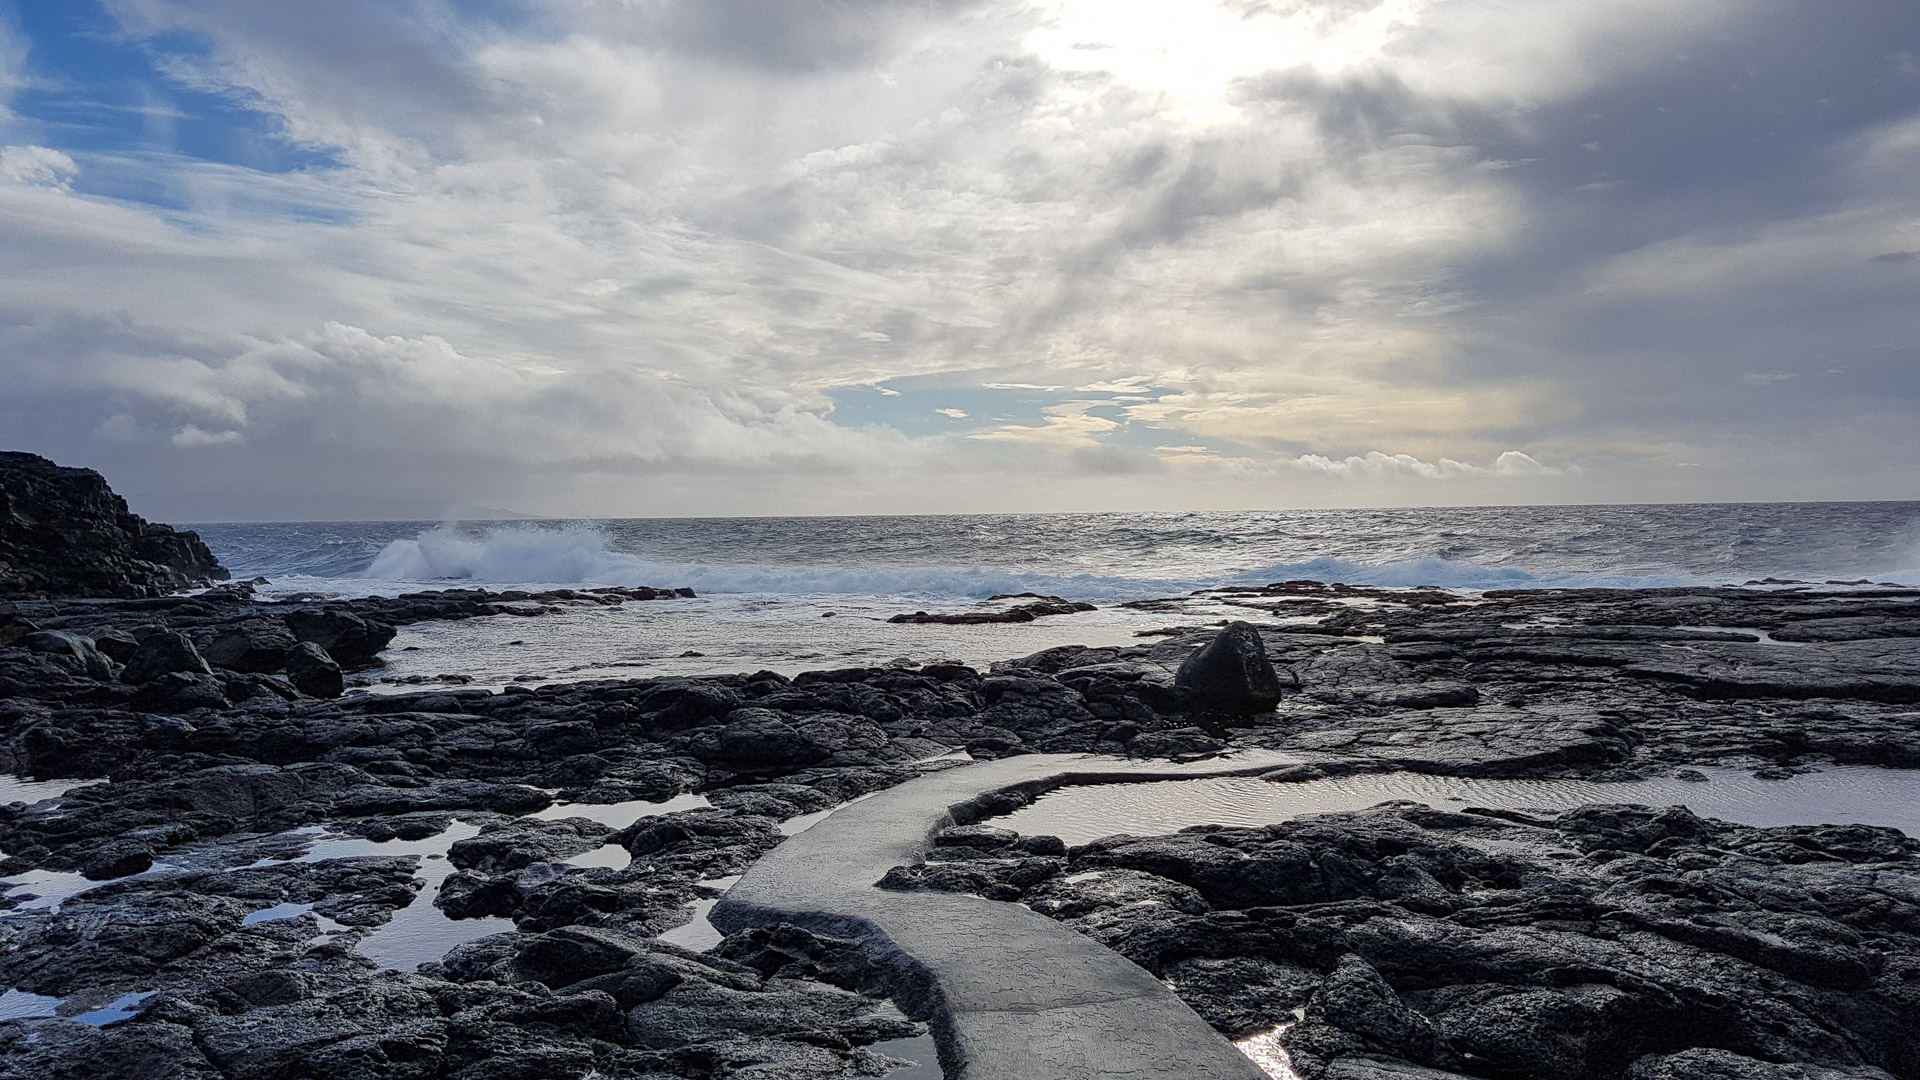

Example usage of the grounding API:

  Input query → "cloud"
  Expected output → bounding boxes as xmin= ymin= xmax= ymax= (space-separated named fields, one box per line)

xmin=1289 ymin=449 xmax=1556 ymax=479
xmin=0 ymin=146 xmax=77 ymax=188
xmin=968 ymin=401 xmax=1122 ymax=448
xmin=0 ymin=0 xmax=1913 ymax=517
xmin=171 ymin=424 xmax=244 ymax=447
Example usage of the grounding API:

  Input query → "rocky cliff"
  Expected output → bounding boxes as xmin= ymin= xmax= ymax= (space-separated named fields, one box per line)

xmin=0 ymin=451 xmax=227 ymax=597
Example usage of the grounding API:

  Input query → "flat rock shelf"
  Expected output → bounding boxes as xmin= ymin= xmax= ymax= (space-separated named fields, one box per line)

xmin=712 ymin=752 xmax=1306 ymax=1080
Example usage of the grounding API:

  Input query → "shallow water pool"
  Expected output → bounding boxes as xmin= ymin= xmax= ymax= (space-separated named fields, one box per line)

xmin=993 ymin=766 xmax=1920 ymax=846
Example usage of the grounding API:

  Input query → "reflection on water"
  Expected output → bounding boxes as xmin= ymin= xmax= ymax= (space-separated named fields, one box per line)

xmin=868 ymin=1031 xmax=944 ymax=1078
xmin=994 ymin=766 xmax=1920 ymax=846
xmin=656 ymin=875 xmax=741 ymax=952
xmin=72 ymin=991 xmax=156 ymax=1027
xmin=1234 ymin=1025 xmax=1301 ymax=1080
xmin=0 ymin=988 xmax=59 ymax=1021
xmin=531 ymin=792 xmax=712 ymax=828
xmin=0 ymin=775 xmax=99 ymax=805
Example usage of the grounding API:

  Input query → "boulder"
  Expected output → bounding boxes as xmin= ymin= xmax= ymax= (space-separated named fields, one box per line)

xmin=119 ymin=630 xmax=213 ymax=684
xmin=88 ymin=626 xmax=140 ymax=663
xmin=448 ymin=817 xmax=611 ymax=874
xmin=514 ymin=926 xmax=659 ymax=988
xmin=128 ymin=670 xmax=229 ymax=711
xmin=283 ymin=641 xmax=344 ymax=698
xmin=1297 ymin=954 xmax=1438 ymax=1063
xmin=282 ymin=608 xmax=395 ymax=667
xmin=80 ymin=838 xmax=155 ymax=880
xmin=1176 ymin=621 xmax=1284 ymax=714
xmin=200 ymin=620 xmax=299 ymax=673
xmin=21 ymin=630 xmax=115 ymax=679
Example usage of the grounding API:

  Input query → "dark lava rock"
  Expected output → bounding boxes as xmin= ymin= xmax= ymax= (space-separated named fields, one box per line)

xmin=514 ymin=925 xmax=670 ymax=988
xmin=199 ymin=619 xmax=299 ymax=673
xmin=1176 ymin=620 xmax=1284 ymax=714
xmin=1161 ymin=954 xmax=1320 ymax=1037
xmin=889 ymin=596 xmax=1096 ymax=623
xmin=283 ymin=640 xmax=344 ymax=698
xmin=449 ymin=816 xmax=612 ymax=874
xmin=21 ymin=630 xmax=114 ymax=679
xmin=282 ymin=608 xmax=395 ymax=668
xmin=119 ymin=630 xmax=213 ymax=684
xmin=0 ymin=450 xmax=226 ymax=598
xmin=1627 ymin=1048 xmax=1895 ymax=1079
xmin=1129 ymin=726 xmax=1227 ymax=758
xmin=886 ymin=803 xmax=1920 ymax=1080
xmin=79 ymin=838 xmax=154 ymax=880
xmin=1287 ymin=954 xmax=1439 ymax=1075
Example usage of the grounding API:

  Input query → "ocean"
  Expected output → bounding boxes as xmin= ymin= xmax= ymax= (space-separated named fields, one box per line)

xmin=188 ymin=502 xmax=1920 ymax=690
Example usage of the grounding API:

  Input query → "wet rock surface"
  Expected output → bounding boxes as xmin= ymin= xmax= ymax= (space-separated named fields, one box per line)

xmin=888 ymin=594 xmax=1098 ymax=624
xmin=3 ymin=573 xmax=1920 ymax=1076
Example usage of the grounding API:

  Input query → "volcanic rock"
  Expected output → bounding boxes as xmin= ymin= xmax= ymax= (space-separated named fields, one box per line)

xmin=282 ymin=608 xmax=395 ymax=668
xmin=1176 ymin=620 xmax=1285 ymax=714
xmin=119 ymin=630 xmax=213 ymax=684
xmin=21 ymin=630 xmax=114 ymax=679
xmin=282 ymin=640 xmax=344 ymax=698
xmin=0 ymin=450 xmax=226 ymax=597
xmin=199 ymin=620 xmax=299 ymax=673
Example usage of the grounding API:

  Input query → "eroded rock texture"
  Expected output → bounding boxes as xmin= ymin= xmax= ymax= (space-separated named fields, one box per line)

xmin=891 ymin=804 xmax=1920 ymax=1080
xmin=0 ymin=452 xmax=226 ymax=598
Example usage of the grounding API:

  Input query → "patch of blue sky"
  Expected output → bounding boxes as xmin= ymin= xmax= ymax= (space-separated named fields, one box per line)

xmin=5 ymin=2 xmax=340 ymax=196
xmin=823 ymin=372 xmax=1264 ymax=459
xmin=825 ymin=373 xmax=1062 ymax=436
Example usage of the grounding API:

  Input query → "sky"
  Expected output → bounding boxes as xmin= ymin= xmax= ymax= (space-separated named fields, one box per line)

xmin=0 ymin=0 xmax=1916 ymax=521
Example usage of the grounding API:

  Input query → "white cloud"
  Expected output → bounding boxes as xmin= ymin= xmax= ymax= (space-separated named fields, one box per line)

xmin=1291 ymin=449 xmax=1557 ymax=478
xmin=0 ymin=146 xmax=78 ymax=188
xmin=968 ymin=401 xmax=1122 ymax=448
xmin=171 ymin=425 xmax=245 ymax=447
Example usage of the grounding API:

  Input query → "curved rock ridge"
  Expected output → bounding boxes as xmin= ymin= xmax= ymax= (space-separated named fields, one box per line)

xmin=0 ymin=451 xmax=226 ymax=598
xmin=711 ymin=752 xmax=1305 ymax=1080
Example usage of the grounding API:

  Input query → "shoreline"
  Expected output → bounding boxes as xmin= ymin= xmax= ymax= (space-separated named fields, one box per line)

xmin=3 ymin=576 xmax=1920 ymax=1079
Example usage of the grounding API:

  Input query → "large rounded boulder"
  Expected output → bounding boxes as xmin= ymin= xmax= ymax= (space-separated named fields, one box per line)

xmin=1175 ymin=621 xmax=1284 ymax=715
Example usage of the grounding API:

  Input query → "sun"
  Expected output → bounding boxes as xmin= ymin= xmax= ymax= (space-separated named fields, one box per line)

xmin=1024 ymin=0 xmax=1424 ymax=122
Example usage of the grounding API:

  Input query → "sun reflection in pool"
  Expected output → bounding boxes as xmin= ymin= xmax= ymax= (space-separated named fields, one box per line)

xmin=1234 ymin=1023 xmax=1302 ymax=1080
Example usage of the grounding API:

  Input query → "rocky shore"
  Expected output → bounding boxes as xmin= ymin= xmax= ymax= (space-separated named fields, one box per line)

xmin=4 ymin=463 xmax=1920 ymax=1079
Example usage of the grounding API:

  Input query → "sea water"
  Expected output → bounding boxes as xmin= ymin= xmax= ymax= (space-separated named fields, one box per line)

xmin=186 ymin=504 xmax=1920 ymax=688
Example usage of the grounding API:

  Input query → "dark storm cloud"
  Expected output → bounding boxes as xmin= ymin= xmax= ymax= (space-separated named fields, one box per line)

xmin=1233 ymin=1 xmax=1920 ymax=464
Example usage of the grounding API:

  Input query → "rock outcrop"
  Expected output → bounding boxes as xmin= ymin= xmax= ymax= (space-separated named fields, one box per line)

xmin=0 ymin=451 xmax=226 ymax=598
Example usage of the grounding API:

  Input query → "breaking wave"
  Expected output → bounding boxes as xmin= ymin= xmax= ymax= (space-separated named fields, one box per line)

xmin=362 ymin=525 xmax=1160 ymax=598
xmin=347 ymin=524 xmax=1681 ymax=599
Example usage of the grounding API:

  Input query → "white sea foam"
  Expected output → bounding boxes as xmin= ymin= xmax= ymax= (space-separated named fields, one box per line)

xmin=365 ymin=525 xmax=637 ymax=585
xmin=361 ymin=524 xmax=1163 ymax=598
xmin=351 ymin=524 xmax=1653 ymax=599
